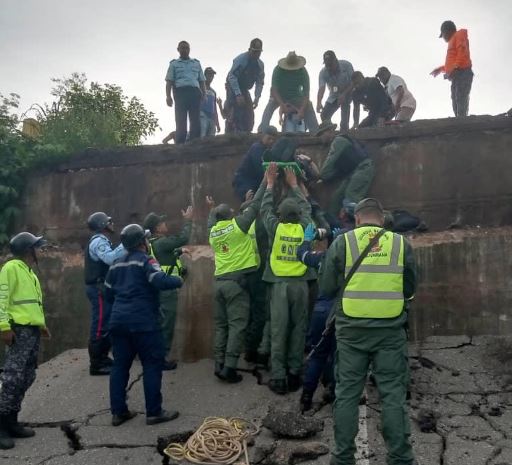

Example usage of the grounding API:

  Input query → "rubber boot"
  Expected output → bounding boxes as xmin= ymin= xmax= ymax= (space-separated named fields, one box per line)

xmin=0 ymin=416 xmax=14 ymax=450
xmin=6 ymin=413 xmax=35 ymax=438
xmin=214 ymin=362 xmax=224 ymax=379
xmin=268 ymin=379 xmax=287 ymax=395
xmin=218 ymin=367 xmax=243 ymax=384
xmin=300 ymin=390 xmax=314 ymax=412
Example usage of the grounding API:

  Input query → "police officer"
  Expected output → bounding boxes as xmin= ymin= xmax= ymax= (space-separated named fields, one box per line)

xmin=319 ymin=198 xmax=417 ymax=465
xmin=207 ymin=184 xmax=264 ymax=383
xmin=105 ymin=224 xmax=183 ymax=426
xmin=0 ymin=233 xmax=50 ymax=450
xmin=144 ymin=207 xmax=193 ymax=370
xmin=84 ymin=212 xmax=125 ymax=376
xmin=260 ymin=163 xmax=315 ymax=395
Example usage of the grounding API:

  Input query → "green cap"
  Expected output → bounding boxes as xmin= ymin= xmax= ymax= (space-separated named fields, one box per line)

xmin=143 ymin=212 xmax=166 ymax=232
xmin=354 ymin=198 xmax=384 ymax=215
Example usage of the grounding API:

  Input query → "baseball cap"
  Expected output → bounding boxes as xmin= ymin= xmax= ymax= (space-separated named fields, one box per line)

xmin=143 ymin=212 xmax=166 ymax=232
xmin=204 ymin=67 xmax=216 ymax=74
xmin=439 ymin=20 xmax=456 ymax=37
xmin=376 ymin=66 xmax=390 ymax=78
xmin=354 ymin=198 xmax=384 ymax=215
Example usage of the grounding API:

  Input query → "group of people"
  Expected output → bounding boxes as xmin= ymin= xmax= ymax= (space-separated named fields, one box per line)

xmin=0 ymin=118 xmax=420 ymax=463
xmin=164 ymin=19 xmax=472 ymax=144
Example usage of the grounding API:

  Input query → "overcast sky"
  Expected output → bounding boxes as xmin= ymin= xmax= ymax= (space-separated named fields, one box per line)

xmin=1 ymin=0 xmax=511 ymax=144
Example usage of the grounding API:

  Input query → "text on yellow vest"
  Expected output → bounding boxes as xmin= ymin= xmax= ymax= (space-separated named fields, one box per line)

xmin=209 ymin=219 xmax=258 ymax=276
xmin=270 ymin=223 xmax=307 ymax=277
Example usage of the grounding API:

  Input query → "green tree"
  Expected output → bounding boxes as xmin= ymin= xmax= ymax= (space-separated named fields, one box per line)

xmin=38 ymin=73 xmax=159 ymax=152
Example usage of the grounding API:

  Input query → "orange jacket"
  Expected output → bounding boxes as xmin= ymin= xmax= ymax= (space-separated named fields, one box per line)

xmin=441 ymin=29 xmax=472 ymax=75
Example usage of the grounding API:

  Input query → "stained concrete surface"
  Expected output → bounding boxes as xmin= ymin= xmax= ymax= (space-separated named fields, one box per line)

xmin=3 ymin=335 xmax=512 ymax=465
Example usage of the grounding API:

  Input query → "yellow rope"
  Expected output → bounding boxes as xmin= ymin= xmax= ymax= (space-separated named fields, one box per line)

xmin=164 ymin=417 xmax=259 ymax=465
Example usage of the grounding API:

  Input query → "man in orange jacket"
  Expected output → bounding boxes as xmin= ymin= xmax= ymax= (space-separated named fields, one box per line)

xmin=431 ymin=20 xmax=473 ymax=117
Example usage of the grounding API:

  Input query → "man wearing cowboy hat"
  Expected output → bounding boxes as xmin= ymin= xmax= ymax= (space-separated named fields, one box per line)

xmin=258 ymin=51 xmax=318 ymax=133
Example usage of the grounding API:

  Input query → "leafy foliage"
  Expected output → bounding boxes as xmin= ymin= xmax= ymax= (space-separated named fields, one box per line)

xmin=0 ymin=73 xmax=159 ymax=246
xmin=38 ymin=73 xmax=159 ymax=152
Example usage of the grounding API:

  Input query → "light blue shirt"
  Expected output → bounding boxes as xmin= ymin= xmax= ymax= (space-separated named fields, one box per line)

xmin=165 ymin=58 xmax=205 ymax=89
xmin=227 ymin=52 xmax=265 ymax=99
xmin=319 ymin=60 xmax=354 ymax=103
xmin=89 ymin=234 xmax=126 ymax=266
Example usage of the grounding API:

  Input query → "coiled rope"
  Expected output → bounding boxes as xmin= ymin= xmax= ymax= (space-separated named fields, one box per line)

xmin=164 ymin=417 xmax=259 ymax=464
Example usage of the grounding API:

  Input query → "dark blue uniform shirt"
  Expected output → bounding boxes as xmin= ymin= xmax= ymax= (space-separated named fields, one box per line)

xmin=104 ymin=250 xmax=182 ymax=332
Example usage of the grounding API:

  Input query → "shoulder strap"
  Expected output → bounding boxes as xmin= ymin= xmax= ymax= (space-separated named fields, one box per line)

xmin=343 ymin=228 xmax=387 ymax=289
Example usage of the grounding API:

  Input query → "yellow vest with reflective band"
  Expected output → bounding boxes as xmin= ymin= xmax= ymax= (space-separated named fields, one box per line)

xmin=248 ymin=221 xmax=261 ymax=268
xmin=270 ymin=223 xmax=307 ymax=277
xmin=209 ymin=219 xmax=258 ymax=276
xmin=148 ymin=241 xmax=183 ymax=276
xmin=0 ymin=259 xmax=45 ymax=331
xmin=342 ymin=226 xmax=404 ymax=318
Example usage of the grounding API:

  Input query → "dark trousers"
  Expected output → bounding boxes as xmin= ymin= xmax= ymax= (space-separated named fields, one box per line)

xmin=245 ymin=270 xmax=268 ymax=354
xmin=303 ymin=299 xmax=335 ymax=394
xmin=451 ymin=68 xmax=473 ymax=117
xmin=226 ymin=87 xmax=254 ymax=133
xmin=85 ymin=284 xmax=112 ymax=369
xmin=110 ymin=329 xmax=165 ymax=417
xmin=0 ymin=326 xmax=40 ymax=415
xmin=174 ymin=86 xmax=201 ymax=143
xmin=321 ymin=100 xmax=351 ymax=132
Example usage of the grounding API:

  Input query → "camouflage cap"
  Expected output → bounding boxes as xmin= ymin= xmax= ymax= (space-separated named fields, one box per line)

xmin=143 ymin=212 xmax=166 ymax=232
xmin=354 ymin=198 xmax=384 ymax=215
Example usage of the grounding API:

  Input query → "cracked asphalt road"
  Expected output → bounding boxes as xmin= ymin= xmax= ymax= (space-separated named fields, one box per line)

xmin=1 ymin=335 xmax=512 ymax=465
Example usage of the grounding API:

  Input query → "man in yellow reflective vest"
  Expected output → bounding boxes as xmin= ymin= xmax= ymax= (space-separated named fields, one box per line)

xmin=261 ymin=163 xmax=315 ymax=395
xmin=0 ymin=232 xmax=51 ymax=450
xmin=319 ymin=198 xmax=417 ymax=465
xmin=207 ymin=184 xmax=264 ymax=383
xmin=144 ymin=208 xmax=193 ymax=371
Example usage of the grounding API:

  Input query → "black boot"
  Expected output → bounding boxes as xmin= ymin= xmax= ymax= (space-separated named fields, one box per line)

xmin=287 ymin=373 xmax=302 ymax=392
xmin=322 ymin=384 xmax=336 ymax=404
xmin=89 ymin=342 xmax=111 ymax=376
xmin=244 ymin=351 xmax=258 ymax=363
xmin=300 ymin=390 xmax=313 ymax=412
xmin=218 ymin=367 xmax=243 ymax=383
xmin=256 ymin=353 xmax=269 ymax=370
xmin=268 ymin=379 xmax=287 ymax=395
xmin=0 ymin=416 xmax=14 ymax=450
xmin=6 ymin=413 xmax=35 ymax=438
xmin=214 ymin=362 xmax=224 ymax=379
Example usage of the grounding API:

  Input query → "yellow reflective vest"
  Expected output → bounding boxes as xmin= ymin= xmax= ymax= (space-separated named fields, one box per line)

xmin=270 ymin=223 xmax=307 ymax=277
xmin=248 ymin=221 xmax=261 ymax=268
xmin=148 ymin=241 xmax=183 ymax=277
xmin=0 ymin=259 xmax=45 ymax=331
xmin=209 ymin=219 xmax=258 ymax=276
xmin=342 ymin=226 xmax=404 ymax=318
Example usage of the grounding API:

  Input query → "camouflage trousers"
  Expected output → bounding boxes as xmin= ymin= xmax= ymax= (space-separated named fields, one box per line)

xmin=0 ymin=325 xmax=40 ymax=415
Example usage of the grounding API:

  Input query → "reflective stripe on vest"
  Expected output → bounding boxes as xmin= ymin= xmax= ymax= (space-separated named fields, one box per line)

xmin=148 ymin=241 xmax=182 ymax=276
xmin=248 ymin=221 xmax=261 ymax=268
xmin=209 ymin=219 xmax=258 ymax=276
xmin=270 ymin=223 xmax=307 ymax=277
xmin=342 ymin=227 xmax=404 ymax=318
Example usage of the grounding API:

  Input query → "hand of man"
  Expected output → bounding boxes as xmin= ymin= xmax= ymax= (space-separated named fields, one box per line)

xmin=253 ymin=98 xmax=259 ymax=109
xmin=430 ymin=67 xmax=443 ymax=78
xmin=166 ymin=96 xmax=174 ymax=107
xmin=332 ymin=227 xmax=344 ymax=240
xmin=182 ymin=206 xmax=194 ymax=220
xmin=236 ymin=95 xmax=245 ymax=106
xmin=266 ymin=162 xmax=278 ymax=188
xmin=216 ymin=124 xmax=221 ymax=132
xmin=245 ymin=190 xmax=254 ymax=201
xmin=216 ymin=97 xmax=223 ymax=106
xmin=337 ymin=95 xmax=346 ymax=106
xmin=316 ymin=102 xmax=323 ymax=113
xmin=284 ymin=167 xmax=298 ymax=188
xmin=304 ymin=223 xmax=316 ymax=242
xmin=41 ymin=327 xmax=51 ymax=339
xmin=1 ymin=330 xmax=15 ymax=346
xmin=206 ymin=195 xmax=215 ymax=209
xmin=279 ymin=103 xmax=291 ymax=115
xmin=297 ymin=108 xmax=305 ymax=120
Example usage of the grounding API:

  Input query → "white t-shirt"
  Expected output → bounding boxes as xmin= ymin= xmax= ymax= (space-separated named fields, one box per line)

xmin=385 ymin=74 xmax=416 ymax=109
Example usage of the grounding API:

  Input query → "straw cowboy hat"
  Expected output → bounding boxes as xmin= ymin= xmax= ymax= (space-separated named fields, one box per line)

xmin=278 ymin=51 xmax=306 ymax=70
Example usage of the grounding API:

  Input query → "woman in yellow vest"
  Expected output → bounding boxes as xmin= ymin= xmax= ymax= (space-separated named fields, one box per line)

xmin=319 ymin=198 xmax=417 ymax=465
xmin=207 ymin=184 xmax=264 ymax=383
xmin=261 ymin=163 xmax=316 ymax=395
xmin=0 ymin=232 xmax=50 ymax=450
